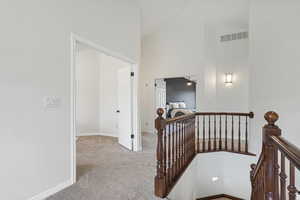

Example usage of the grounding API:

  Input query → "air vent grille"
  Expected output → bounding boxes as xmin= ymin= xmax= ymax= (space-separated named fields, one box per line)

xmin=220 ymin=31 xmax=248 ymax=42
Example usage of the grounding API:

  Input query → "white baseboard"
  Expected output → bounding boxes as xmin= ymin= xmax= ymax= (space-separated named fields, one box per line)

xmin=142 ymin=129 xmax=154 ymax=134
xmin=77 ymin=132 xmax=117 ymax=138
xmin=28 ymin=179 xmax=73 ymax=200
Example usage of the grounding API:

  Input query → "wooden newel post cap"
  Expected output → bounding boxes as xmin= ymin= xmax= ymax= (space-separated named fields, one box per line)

xmin=157 ymin=108 xmax=164 ymax=117
xmin=264 ymin=111 xmax=279 ymax=126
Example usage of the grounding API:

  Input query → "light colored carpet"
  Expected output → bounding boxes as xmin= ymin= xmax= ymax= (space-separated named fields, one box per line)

xmin=47 ymin=133 xmax=157 ymax=200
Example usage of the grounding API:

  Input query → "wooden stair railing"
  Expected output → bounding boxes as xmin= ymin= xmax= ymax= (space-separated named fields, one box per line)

xmin=155 ymin=108 xmax=196 ymax=198
xmin=250 ymin=111 xmax=300 ymax=200
xmin=154 ymin=109 xmax=255 ymax=198
xmin=195 ymin=112 xmax=254 ymax=155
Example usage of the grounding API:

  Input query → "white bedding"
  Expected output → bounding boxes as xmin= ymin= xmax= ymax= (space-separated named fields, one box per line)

xmin=170 ymin=109 xmax=193 ymax=118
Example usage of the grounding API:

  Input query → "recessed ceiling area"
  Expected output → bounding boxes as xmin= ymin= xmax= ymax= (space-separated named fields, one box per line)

xmin=138 ymin=0 xmax=249 ymax=37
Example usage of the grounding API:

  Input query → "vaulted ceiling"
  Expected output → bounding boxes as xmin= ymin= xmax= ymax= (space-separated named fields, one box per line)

xmin=138 ymin=0 xmax=249 ymax=37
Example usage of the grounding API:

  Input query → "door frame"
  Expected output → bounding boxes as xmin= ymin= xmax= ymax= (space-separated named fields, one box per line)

xmin=70 ymin=33 xmax=141 ymax=184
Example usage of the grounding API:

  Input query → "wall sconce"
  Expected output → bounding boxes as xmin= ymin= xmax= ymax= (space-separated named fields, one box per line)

xmin=225 ymin=73 xmax=233 ymax=85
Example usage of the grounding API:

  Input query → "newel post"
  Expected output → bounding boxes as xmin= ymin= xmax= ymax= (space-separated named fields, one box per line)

xmin=154 ymin=108 xmax=167 ymax=197
xmin=263 ymin=111 xmax=281 ymax=200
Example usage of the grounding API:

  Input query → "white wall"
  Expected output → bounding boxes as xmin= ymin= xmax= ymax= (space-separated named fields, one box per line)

xmin=77 ymin=49 xmax=133 ymax=137
xmin=77 ymin=48 xmax=100 ymax=133
xmin=216 ymin=29 xmax=250 ymax=112
xmin=249 ymin=0 xmax=300 ymax=154
xmin=167 ymin=157 xmax=198 ymax=200
xmin=0 ymin=0 xmax=140 ymax=199
xmin=168 ymin=153 xmax=255 ymax=200
xmin=140 ymin=0 xmax=250 ymax=133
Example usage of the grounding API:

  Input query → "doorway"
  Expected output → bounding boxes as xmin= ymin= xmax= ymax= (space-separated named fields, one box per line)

xmin=70 ymin=34 xmax=140 ymax=183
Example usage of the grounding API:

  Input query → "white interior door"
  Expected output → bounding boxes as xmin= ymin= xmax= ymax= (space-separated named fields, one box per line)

xmin=117 ymin=66 xmax=133 ymax=150
xmin=155 ymin=88 xmax=166 ymax=117
xmin=155 ymin=79 xmax=166 ymax=118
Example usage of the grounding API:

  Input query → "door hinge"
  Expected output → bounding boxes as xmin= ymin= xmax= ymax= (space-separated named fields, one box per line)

xmin=131 ymin=134 xmax=134 ymax=151
xmin=130 ymin=72 xmax=134 ymax=77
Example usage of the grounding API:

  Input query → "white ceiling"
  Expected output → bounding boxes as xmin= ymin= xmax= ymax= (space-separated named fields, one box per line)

xmin=138 ymin=0 xmax=250 ymax=37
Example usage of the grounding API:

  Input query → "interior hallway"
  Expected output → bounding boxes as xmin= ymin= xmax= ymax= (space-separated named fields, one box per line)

xmin=47 ymin=133 xmax=156 ymax=200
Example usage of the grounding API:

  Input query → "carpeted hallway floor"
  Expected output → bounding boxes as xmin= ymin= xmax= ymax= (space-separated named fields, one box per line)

xmin=47 ymin=133 xmax=157 ymax=200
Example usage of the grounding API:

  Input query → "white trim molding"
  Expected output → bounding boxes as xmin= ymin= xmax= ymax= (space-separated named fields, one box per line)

xmin=70 ymin=32 xmax=141 ymax=183
xmin=28 ymin=179 xmax=73 ymax=200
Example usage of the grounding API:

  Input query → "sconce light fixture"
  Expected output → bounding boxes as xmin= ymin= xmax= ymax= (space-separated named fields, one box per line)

xmin=225 ymin=73 xmax=233 ymax=85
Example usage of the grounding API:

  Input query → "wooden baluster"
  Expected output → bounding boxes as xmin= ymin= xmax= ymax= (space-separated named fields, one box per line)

xmin=187 ymin=119 xmax=190 ymax=161
xmin=193 ymin=116 xmax=200 ymax=155
xmin=188 ymin=119 xmax=191 ymax=160
xmin=186 ymin=120 xmax=188 ymax=166
xmin=167 ymin=124 xmax=171 ymax=185
xmin=177 ymin=122 xmax=181 ymax=175
xmin=181 ymin=122 xmax=183 ymax=173
xmin=214 ymin=114 xmax=217 ymax=151
xmin=185 ymin=120 xmax=188 ymax=162
xmin=174 ymin=122 xmax=177 ymax=177
xmin=181 ymin=121 xmax=184 ymax=170
xmin=245 ymin=116 xmax=248 ymax=153
xmin=155 ymin=108 xmax=167 ymax=197
xmin=219 ymin=115 xmax=222 ymax=150
xmin=172 ymin=123 xmax=175 ymax=182
xmin=288 ymin=162 xmax=297 ymax=200
xmin=280 ymin=153 xmax=287 ymax=200
xmin=182 ymin=121 xmax=185 ymax=168
xmin=247 ymin=112 xmax=254 ymax=153
xmin=197 ymin=116 xmax=199 ymax=153
xmin=183 ymin=122 xmax=185 ymax=169
xmin=225 ymin=114 xmax=228 ymax=151
xmin=275 ymin=148 xmax=280 ymax=199
xmin=192 ymin=119 xmax=194 ymax=156
xmin=250 ymin=164 xmax=257 ymax=200
xmin=178 ymin=122 xmax=181 ymax=170
xmin=238 ymin=116 xmax=241 ymax=152
xmin=188 ymin=119 xmax=192 ymax=160
xmin=263 ymin=111 xmax=281 ymax=200
xmin=208 ymin=115 xmax=211 ymax=151
xmin=163 ymin=126 xmax=167 ymax=183
xmin=231 ymin=115 xmax=234 ymax=151
xmin=203 ymin=116 xmax=206 ymax=152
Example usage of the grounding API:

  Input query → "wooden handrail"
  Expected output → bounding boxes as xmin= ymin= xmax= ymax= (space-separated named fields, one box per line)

xmin=155 ymin=108 xmax=196 ymax=198
xmin=195 ymin=111 xmax=254 ymax=155
xmin=196 ymin=111 xmax=254 ymax=118
xmin=251 ymin=153 xmax=265 ymax=180
xmin=269 ymin=136 xmax=300 ymax=171
xmin=250 ymin=111 xmax=300 ymax=200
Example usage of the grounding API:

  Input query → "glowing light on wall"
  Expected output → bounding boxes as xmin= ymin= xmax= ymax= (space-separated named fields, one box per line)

xmin=225 ymin=73 xmax=233 ymax=85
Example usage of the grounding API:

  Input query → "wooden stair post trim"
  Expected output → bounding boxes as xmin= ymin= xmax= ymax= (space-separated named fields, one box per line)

xmin=154 ymin=108 xmax=167 ymax=197
xmin=262 ymin=111 xmax=281 ymax=200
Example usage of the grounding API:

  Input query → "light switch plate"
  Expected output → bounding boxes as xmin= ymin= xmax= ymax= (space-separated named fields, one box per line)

xmin=44 ymin=96 xmax=61 ymax=108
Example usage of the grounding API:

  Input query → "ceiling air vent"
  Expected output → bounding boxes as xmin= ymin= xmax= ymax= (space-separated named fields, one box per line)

xmin=220 ymin=31 xmax=248 ymax=42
